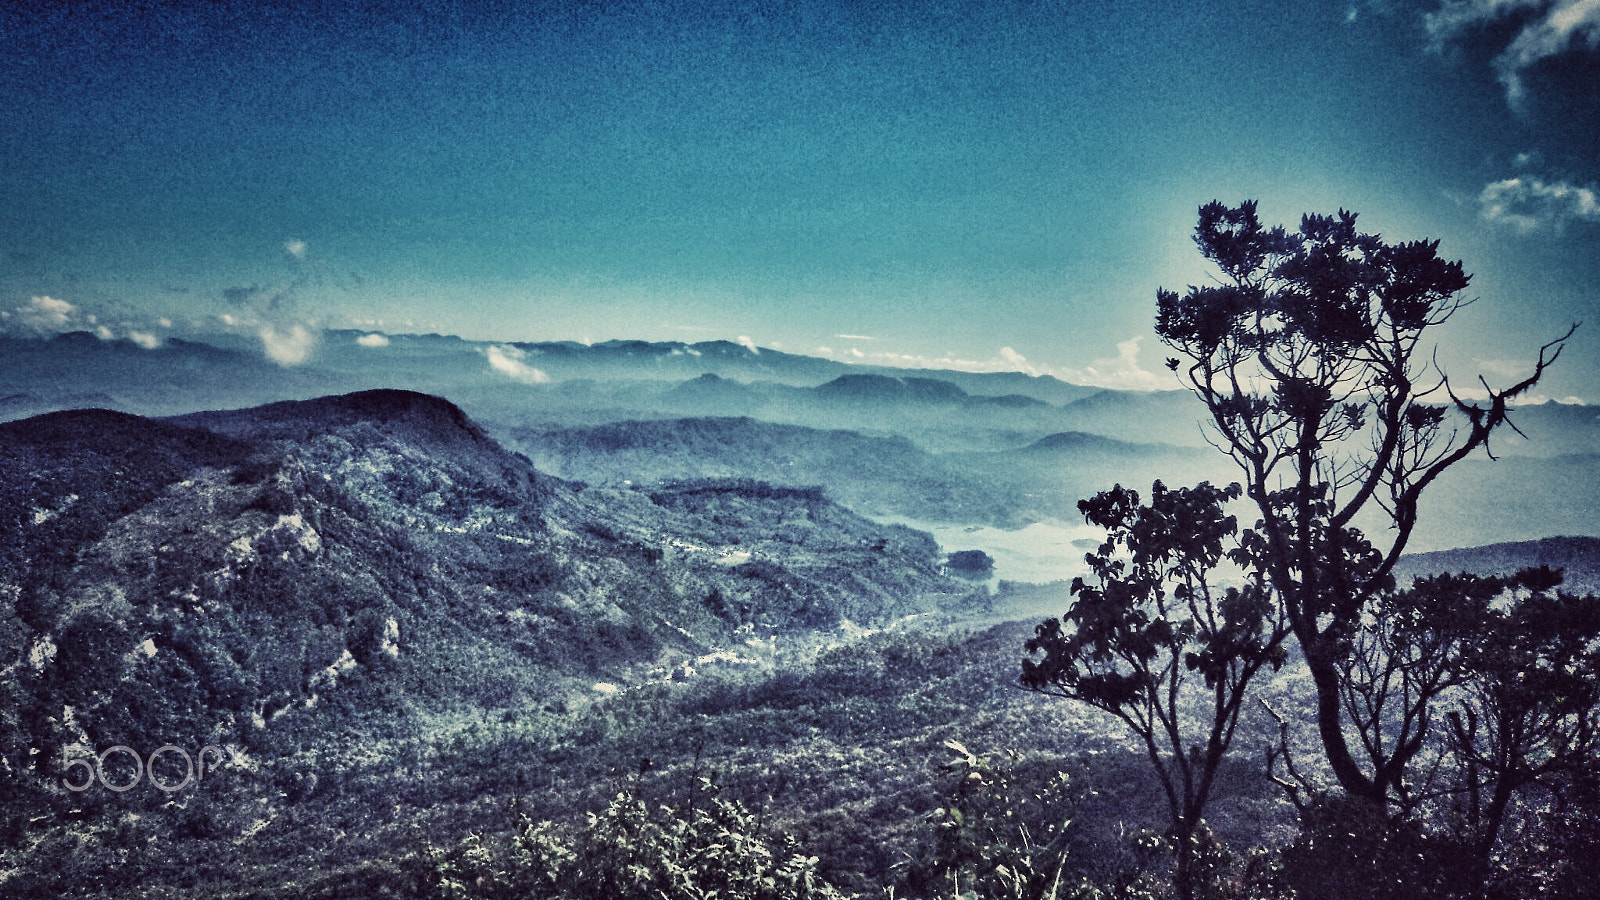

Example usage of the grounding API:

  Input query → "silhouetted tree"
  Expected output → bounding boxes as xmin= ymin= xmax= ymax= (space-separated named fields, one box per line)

xmin=1153 ymin=200 xmax=1574 ymax=808
xmin=1023 ymin=480 xmax=1289 ymax=900
xmin=1267 ymin=565 xmax=1600 ymax=897
xmin=1444 ymin=567 xmax=1600 ymax=870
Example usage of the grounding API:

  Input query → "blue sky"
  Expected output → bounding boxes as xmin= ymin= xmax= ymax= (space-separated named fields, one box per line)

xmin=2 ymin=0 xmax=1597 ymax=399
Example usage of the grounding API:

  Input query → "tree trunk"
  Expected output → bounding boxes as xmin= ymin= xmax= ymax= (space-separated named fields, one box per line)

xmin=1301 ymin=630 xmax=1385 ymax=803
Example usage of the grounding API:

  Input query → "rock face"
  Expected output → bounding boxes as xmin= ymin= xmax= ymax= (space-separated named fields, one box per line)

xmin=0 ymin=390 xmax=975 ymax=778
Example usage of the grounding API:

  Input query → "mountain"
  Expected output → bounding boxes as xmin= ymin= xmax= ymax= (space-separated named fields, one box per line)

xmin=5 ymin=330 xmax=1597 ymax=553
xmin=1405 ymin=452 xmax=1600 ymax=552
xmin=0 ymin=333 xmax=341 ymax=420
xmin=811 ymin=373 xmax=1045 ymax=410
xmin=1395 ymin=536 xmax=1600 ymax=596
xmin=1053 ymin=389 xmax=1214 ymax=447
xmin=948 ymin=430 xmax=1227 ymax=523
xmin=508 ymin=416 xmax=1026 ymax=526
xmin=3 ymin=382 xmax=1595 ymax=897
xmin=0 ymin=391 xmax=979 ymax=820
xmin=0 ymin=331 xmax=1079 ymax=429
xmin=815 ymin=373 xmax=969 ymax=404
xmin=1486 ymin=400 xmax=1600 ymax=458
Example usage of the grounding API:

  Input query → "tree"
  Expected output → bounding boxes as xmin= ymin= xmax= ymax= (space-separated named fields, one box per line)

xmin=909 ymin=740 xmax=1081 ymax=900
xmin=1153 ymin=200 xmax=1573 ymax=807
xmin=1444 ymin=567 xmax=1600 ymax=868
xmin=1268 ymin=565 xmax=1600 ymax=897
xmin=1022 ymin=480 xmax=1289 ymax=900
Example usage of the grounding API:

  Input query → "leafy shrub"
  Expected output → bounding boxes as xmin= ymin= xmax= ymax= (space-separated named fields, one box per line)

xmin=428 ymin=780 xmax=848 ymax=900
xmin=900 ymin=740 xmax=1090 ymax=900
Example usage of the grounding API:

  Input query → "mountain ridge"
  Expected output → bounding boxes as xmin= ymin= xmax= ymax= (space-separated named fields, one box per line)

xmin=1 ymin=390 xmax=980 ymax=798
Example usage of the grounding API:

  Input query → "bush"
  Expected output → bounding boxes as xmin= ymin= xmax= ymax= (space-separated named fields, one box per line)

xmin=1276 ymin=796 xmax=1475 ymax=900
xmin=428 ymin=780 xmax=848 ymax=900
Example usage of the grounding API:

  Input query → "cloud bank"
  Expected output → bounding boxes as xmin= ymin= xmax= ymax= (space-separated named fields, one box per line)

xmin=11 ymin=295 xmax=76 ymax=332
xmin=127 ymin=330 xmax=163 ymax=349
xmin=486 ymin=345 xmax=550 ymax=384
xmin=816 ymin=336 xmax=1169 ymax=391
xmin=2 ymin=295 xmax=168 ymax=348
xmin=356 ymin=332 xmax=391 ymax=348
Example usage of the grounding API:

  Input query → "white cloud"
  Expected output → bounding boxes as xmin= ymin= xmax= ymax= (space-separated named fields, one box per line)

xmin=260 ymin=323 xmax=317 ymax=366
xmin=9 ymin=298 xmax=164 ymax=347
xmin=1428 ymin=0 xmax=1600 ymax=108
xmin=284 ymin=239 xmax=308 ymax=259
xmin=486 ymin=345 xmax=549 ymax=384
xmin=1047 ymin=338 xmax=1170 ymax=391
xmin=836 ymin=333 xmax=876 ymax=341
xmin=1479 ymin=176 xmax=1600 ymax=231
xmin=127 ymin=330 xmax=163 ymax=350
xmin=12 ymin=295 xmax=77 ymax=332
xmin=158 ymin=317 xmax=173 ymax=328
xmin=737 ymin=335 xmax=760 ymax=354
xmin=999 ymin=346 xmax=1035 ymax=373
xmin=832 ymin=337 xmax=1171 ymax=392
xmin=356 ymin=332 xmax=390 ymax=348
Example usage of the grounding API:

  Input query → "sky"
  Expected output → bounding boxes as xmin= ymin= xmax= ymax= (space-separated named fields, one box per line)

xmin=1 ymin=0 xmax=1597 ymax=399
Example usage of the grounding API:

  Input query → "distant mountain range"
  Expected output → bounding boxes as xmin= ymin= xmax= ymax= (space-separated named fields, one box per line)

xmin=1393 ymin=535 xmax=1600 ymax=595
xmin=510 ymin=416 xmax=1026 ymax=526
xmin=0 ymin=330 xmax=1092 ymax=420
xmin=2 ymin=329 xmax=1595 ymax=553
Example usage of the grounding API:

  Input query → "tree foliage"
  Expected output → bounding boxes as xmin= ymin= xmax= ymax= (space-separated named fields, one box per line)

xmin=1154 ymin=200 xmax=1574 ymax=806
xmin=1444 ymin=568 xmax=1600 ymax=862
xmin=427 ymin=780 xmax=848 ymax=900
xmin=1027 ymin=200 xmax=1597 ymax=897
xmin=907 ymin=740 xmax=1083 ymax=900
xmin=1023 ymin=480 xmax=1289 ymax=900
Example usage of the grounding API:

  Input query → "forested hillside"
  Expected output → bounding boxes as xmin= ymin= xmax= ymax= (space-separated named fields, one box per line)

xmin=0 ymin=390 xmax=992 ymax=896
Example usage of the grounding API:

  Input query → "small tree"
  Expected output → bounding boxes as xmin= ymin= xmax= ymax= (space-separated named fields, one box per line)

xmin=948 ymin=549 xmax=997 ymax=579
xmin=1153 ymin=200 xmax=1573 ymax=807
xmin=1022 ymin=480 xmax=1289 ymax=900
